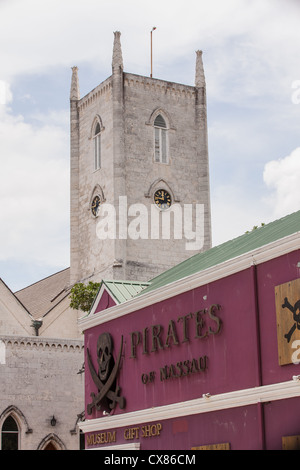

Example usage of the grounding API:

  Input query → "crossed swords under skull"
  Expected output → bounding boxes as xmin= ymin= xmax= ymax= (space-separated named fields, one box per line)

xmin=282 ymin=297 xmax=300 ymax=343
xmin=86 ymin=333 xmax=125 ymax=415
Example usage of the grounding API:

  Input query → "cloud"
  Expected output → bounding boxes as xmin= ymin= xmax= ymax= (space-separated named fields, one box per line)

xmin=0 ymin=81 xmax=13 ymax=105
xmin=0 ymin=95 xmax=69 ymax=268
xmin=211 ymin=146 xmax=300 ymax=247
xmin=211 ymin=183 xmax=266 ymax=246
xmin=0 ymin=0 xmax=299 ymax=289
xmin=263 ymin=147 xmax=300 ymax=218
xmin=1 ymin=0 xmax=300 ymax=93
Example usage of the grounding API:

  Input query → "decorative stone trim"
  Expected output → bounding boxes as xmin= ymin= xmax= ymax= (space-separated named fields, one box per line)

xmin=37 ymin=432 xmax=66 ymax=450
xmin=124 ymin=73 xmax=196 ymax=100
xmin=145 ymin=107 xmax=176 ymax=130
xmin=0 ymin=335 xmax=84 ymax=352
xmin=89 ymin=184 xmax=106 ymax=208
xmin=144 ymin=178 xmax=180 ymax=202
xmin=78 ymin=78 xmax=112 ymax=112
xmin=89 ymin=115 xmax=105 ymax=140
xmin=0 ymin=405 xmax=33 ymax=434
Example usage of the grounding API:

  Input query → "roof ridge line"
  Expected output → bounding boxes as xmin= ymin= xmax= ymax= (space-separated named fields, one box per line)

xmin=14 ymin=267 xmax=70 ymax=294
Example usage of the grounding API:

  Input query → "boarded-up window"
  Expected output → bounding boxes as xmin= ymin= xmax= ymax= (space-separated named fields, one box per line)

xmin=282 ymin=435 xmax=300 ymax=450
xmin=191 ymin=442 xmax=230 ymax=450
xmin=275 ymin=278 xmax=300 ymax=365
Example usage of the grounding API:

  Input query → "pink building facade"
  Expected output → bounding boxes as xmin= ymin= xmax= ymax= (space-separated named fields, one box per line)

xmin=79 ymin=213 xmax=300 ymax=450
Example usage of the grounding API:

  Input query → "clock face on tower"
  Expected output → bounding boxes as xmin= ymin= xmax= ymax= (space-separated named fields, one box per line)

xmin=154 ymin=189 xmax=172 ymax=210
xmin=91 ymin=195 xmax=101 ymax=217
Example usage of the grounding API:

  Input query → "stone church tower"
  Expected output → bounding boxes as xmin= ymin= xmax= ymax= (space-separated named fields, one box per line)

xmin=70 ymin=32 xmax=211 ymax=285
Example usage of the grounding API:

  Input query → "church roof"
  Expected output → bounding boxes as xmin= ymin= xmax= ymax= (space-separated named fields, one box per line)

xmin=141 ymin=210 xmax=300 ymax=296
xmin=100 ymin=280 xmax=150 ymax=304
xmin=14 ymin=267 xmax=70 ymax=319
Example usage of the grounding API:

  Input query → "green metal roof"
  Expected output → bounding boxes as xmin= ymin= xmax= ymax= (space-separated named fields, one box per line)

xmin=102 ymin=280 xmax=150 ymax=304
xmin=141 ymin=210 xmax=300 ymax=296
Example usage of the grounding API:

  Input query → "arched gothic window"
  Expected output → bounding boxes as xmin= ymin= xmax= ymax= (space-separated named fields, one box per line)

xmin=1 ymin=415 xmax=19 ymax=450
xmin=154 ymin=114 xmax=168 ymax=163
xmin=94 ymin=121 xmax=101 ymax=170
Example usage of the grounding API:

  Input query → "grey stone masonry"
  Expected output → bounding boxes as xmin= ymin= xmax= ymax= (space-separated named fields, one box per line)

xmin=70 ymin=66 xmax=80 ymax=285
xmin=0 ymin=336 xmax=84 ymax=450
xmin=69 ymin=32 xmax=212 ymax=285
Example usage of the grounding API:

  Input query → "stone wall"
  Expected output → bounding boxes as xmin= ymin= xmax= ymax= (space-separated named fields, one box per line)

xmin=0 ymin=336 xmax=84 ymax=450
xmin=69 ymin=33 xmax=211 ymax=285
xmin=71 ymin=77 xmax=117 ymax=283
xmin=123 ymin=72 xmax=211 ymax=280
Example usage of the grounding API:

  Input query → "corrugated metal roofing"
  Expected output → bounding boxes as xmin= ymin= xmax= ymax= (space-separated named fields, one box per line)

xmin=102 ymin=280 xmax=150 ymax=304
xmin=141 ymin=210 xmax=300 ymax=296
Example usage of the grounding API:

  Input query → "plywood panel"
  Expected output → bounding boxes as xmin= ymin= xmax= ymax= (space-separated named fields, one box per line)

xmin=191 ymin=442 xmax=230 ymax=450
xmin=275 ymin=278 xmax=300 ymax=366
xmin=282 ymin=435 xmax=300 ymax=450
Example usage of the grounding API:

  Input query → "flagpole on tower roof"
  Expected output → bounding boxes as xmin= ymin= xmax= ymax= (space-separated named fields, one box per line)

xmin=150 ymin=27 xmax=156 ymax=78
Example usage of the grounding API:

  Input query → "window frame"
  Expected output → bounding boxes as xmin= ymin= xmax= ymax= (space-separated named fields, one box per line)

xmin=1 ymin=415 xmax=19 ymax=450
xmin=93 ymin=121 xmax=101 ymax=171
xmin=153 ymin=114 xmax=169 ymax=164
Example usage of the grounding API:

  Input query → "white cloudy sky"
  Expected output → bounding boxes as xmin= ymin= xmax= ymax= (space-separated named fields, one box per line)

xmin=0 ymin=0 xmax=300 ymax=291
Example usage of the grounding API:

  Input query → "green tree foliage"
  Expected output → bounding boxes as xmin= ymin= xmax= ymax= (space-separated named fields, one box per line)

xmin=245 ymin=223 xmax=265 ymax=234
xmin=69 ymin=282 xmax=100 ymax=312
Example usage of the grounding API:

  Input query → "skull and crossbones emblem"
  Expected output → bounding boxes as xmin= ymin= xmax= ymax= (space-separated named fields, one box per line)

xmin=282 ymin=297 xmax=300 ymax=343
xmin=86 ymin=333 xmax=125 ymax=414
xmin=97 ymin=332 xmax=113 ymax=382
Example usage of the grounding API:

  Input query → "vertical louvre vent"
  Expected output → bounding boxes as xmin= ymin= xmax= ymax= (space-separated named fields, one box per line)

xmin=154 ymin=114 xmax=166 ymax=128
